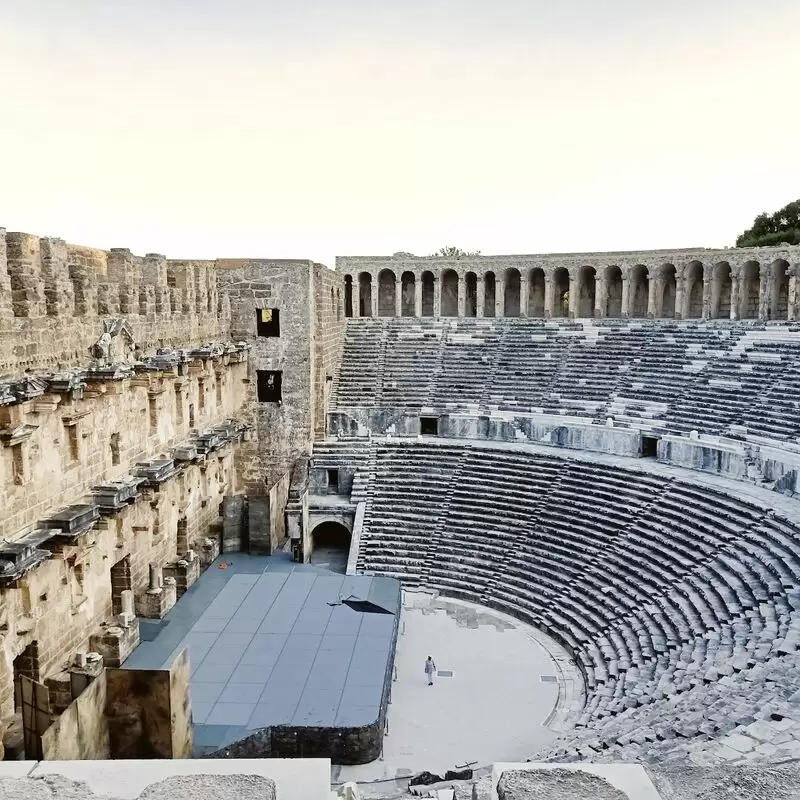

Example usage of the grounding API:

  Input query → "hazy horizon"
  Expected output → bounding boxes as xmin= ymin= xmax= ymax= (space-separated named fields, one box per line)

xmin=1 ymin=0 xmax=798 ymax=268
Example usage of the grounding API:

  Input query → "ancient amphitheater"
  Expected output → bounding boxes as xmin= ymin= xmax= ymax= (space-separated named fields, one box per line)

xmin=0 ymin=230 xmax=799 ymax=799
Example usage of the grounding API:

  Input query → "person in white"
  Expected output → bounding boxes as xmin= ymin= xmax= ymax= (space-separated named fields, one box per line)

xmin=424 ymin=655 xmax=437 ymax=686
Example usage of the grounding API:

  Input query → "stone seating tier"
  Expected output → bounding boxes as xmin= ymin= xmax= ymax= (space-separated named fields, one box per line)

xmin=344 ymin=439 xmax=800 ymax=766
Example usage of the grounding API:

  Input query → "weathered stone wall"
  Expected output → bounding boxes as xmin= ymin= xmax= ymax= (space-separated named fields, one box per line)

xmin=0 ymin=358 xmax=247 ymax=540
xmin=0 ymin=228 xmax=225 ymax=376
xmin=312 ymin=263 xmax=346 ymax=439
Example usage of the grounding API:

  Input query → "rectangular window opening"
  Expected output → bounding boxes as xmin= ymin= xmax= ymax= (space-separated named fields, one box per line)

xmin=188 ymin=403 xmax=195 ymax=428
xmin=175 ymin=385 xmax=184 ymax=425
xmin=420 ymin=416 xmax=439 ymax=436
xmin=215 ymin=376 xmax=223 ymax=406
xmin=642 ymin=435 xmax=659 ymax=458
xmin=67 ymin=424 xmax=80 ymax=462
xmin=327 ymin=469 xmax=340 ymax=494
xmin=256 ymin=308 xmax=280 ymax=337
xmin=257 ymin=370 xmax=282 ymax=403
xmin=198 ymin=379 xmax=206 ymax=412
xmin=11 ymin=442 xmax=26 ymax=485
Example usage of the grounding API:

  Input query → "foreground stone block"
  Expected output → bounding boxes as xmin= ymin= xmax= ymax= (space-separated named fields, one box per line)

xmin=497 ymin=768 xmax=630 ymax=800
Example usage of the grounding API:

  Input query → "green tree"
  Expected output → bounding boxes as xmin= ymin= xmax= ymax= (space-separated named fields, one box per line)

xmin=736 ymin=199 xmax=800 ymax=247
xmin=429 ymin=246 xmax=482 ymax=258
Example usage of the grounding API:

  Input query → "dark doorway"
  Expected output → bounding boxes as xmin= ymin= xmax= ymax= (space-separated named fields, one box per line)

xmin=255 ymin=308 xmax=280 ymax=337
xmin=420 ymin=416 xmax=439 ymax=436
xmin=310 ymin=521 xmax=351 ymax=573
xmin=256 ymin=370 xmax=282 ymax=403
xmin=327 ymin=469 xmax=340 ymax=494
xmin=642 ymin=436 xmax=658 ymax=458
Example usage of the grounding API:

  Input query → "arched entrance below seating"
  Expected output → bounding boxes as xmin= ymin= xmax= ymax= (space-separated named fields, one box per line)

xmin=552 ymin=268 xmax=569 ymax=317
xmin=309 ymin=521 xmax=352 ymax=573
xmin=344 ymin=275 xmax=353 ymax=318
xmin=768 ymin=260 xmax=790 ymax=320
xmin=358 ymin=272 xmax=373 ymax=317
xmin=484 ymin=272 xmax=496 ymax=317
xmin=712 ymin=262 xmax=732 ymax=319
xmin=441 ymin=269 xmax=459 ymax=316
xmin=576 ymin=266 xmax=595 ymax=318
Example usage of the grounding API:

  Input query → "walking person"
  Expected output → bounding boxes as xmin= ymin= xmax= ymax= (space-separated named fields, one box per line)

xmin=424 ymin=655 xmax=437 ymax=686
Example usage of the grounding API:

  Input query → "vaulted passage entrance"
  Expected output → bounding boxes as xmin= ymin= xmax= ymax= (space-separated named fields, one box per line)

xmin=310 ymin=521 xmax=352 ymax=573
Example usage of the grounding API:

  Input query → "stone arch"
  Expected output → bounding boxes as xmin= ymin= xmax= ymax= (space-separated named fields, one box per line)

xmin=528 ymin=268 xmax=545 ymax=317
xmin=358 ymin=272 xmax=372 ymax=317
xmin=684 ymin=261 xmax=704 ymax=319
xmin=553 ymin=267 xmax=569 ymax=317
xmin=629 ymin=264 xmax=649 ymax=318
xmin=465 ymin=272 xmax=478 ymax=317
xmin=309 ymin=520 xmax=352 ymax=573
xmin=712 ymin=262 xmax=732 ymax=319
xmin=344 ymin=275 xmax=353 ymax=317
xmin=660 ymin=264 xmax=676 ymax=318
xmin=401 ymin=271 xmax=416 ymax=316
xmin=483 ymin=272 xmax=496 ymax=317
xmin=378 ymin=269 xmax=396 ymax=316
xmin=441 ymin=269 xmax=459 ymax=316
xmin=739 ymin=260 xmax=760 ymax=319
xmin=768 ymin=259 xmax=790 ymax=320
xmin=504 ymin=268 xmax=521 ymax=317
xmin=421 ymin=271 xmax=435 ymax=316
xmin=576 ymin=266 xmax=596 ymax=318
xmin=604 ymin=266 xmax=623 ymax=317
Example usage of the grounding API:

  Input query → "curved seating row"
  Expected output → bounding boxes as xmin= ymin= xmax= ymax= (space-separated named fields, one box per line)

xmin=332 ymin=318 xmax=800 ymax=444
xmin=343 ymin=440 xmax=800 ymax=761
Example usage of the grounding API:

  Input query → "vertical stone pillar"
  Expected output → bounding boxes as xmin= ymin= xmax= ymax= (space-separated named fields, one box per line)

xmin=168 ymin=261 xmax=196 ymax=314
xmin=433 ymin=278 xmax=441 ymax=316
xmin=370 ymin=274 xmax=378 ymax=318
xmin=647 ymin=269 xmax=658 ymax=318
xmin=594 ymin=274 xmax=608 ymax=318
xmin=788 ymin=265 xmax=800 ymax=321
xmin=674 ymin=273 xmax=685 ymax=320
xmin=476 ymin=278 xmax=485 ymax=318
xmin=0 ymin=229 xmax=15 ymax=322
xmin=758 ymin=266 xmax=770 ymax=320
xmin=702 ymin=264 xmax=713 ymax=319
xmin=543 ymin=276 xmax=553 ymax=319
xmin=457 ymin=275 xmax=466 ymax=317
xmin=520 ymin=269 xmax=529 ymax=317
xmin=108 ymin=248 xmax=139 ymax=315
xmin=414 ymin=276 xmax=423 ymax=317
xmin=620 ymin=276 xmax=631 ymax=318
xmin=395 ymin=279 xmax=402 ymax=317
xmin=6 ymin=233 xmax=46 ymax=318
xmin=495 ymin=278 xmax=505 ymax=318
xmin=568 ymin=273 xmax=578 ymax=319
xmin=729 ymin=269 xmax=741 ymax=320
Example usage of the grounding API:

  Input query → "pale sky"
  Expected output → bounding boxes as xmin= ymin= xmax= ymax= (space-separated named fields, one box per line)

xmin=1 ymin=0 xmax=798 ymax=268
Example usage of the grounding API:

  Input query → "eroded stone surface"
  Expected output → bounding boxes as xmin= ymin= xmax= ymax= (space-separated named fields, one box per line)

xmin=497 ymin=768 xmax=630 ymax=800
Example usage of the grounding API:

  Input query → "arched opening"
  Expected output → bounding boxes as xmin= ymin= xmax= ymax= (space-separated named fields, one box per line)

xmin=712 ymin=262 xmax=732 ymax=319
xmin=483 ymin=272 xmax=496 ymax=317
xmin=769 ymin=260 xmax=790 ymax=320
xmin=421 ymin=271 xmax=435 ymax=316
xmin=604 ymin=266 xmax=622 ymax=318
xmin=465 ymin=272 xmax=478 ymax=317
xmin=660 ymin=265 xmax=676 ymax=318
xmin=401 ymin=271 xmax=416 ymax=316
xmin=528 ymin=268 xmax=545 ymax=317
xmin=684 ymin=261 xmax=704 ymax=318
xmin=740 ymin=261 xmax=760 ymax=319
xmin=378 ymin=269 xmax=396 ymax=316
xmin=553 ymin=268 xmax=569 ymax=317
xmin=441 ymin=269 xmax=459 ymax=316
xmin=629 ymin=264 xmax=649 ymax=318
xmin=358 ymin=272 xmax=373 ymax=317
xmin=503 ymin=268 xmax=521 ymax=317
xmin=577 ymin=266 xmax=596 ymax=318
xmin=344 ymin=275 xmax=353 ymax=318
xmin=310 ymin=521 xmax=352 ymax=574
